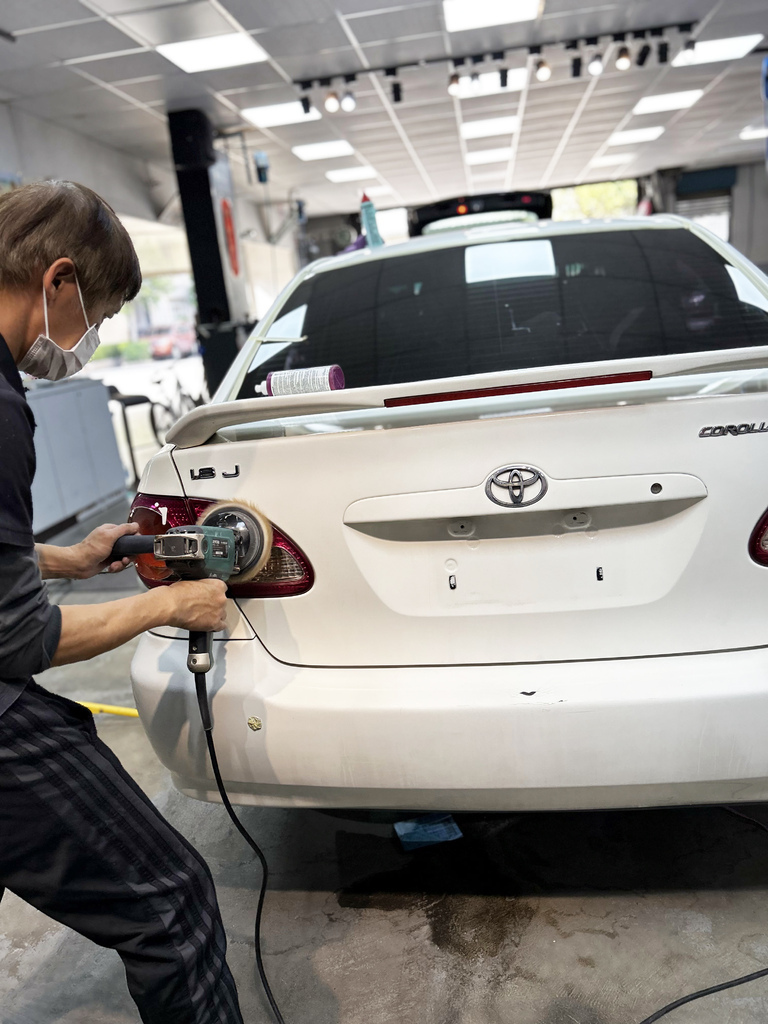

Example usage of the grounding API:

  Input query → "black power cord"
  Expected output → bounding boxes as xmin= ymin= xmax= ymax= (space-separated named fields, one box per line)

xmin=194 ymin=671 xmax=286 ymax=1024
xmin=636 ymin=806 xmax=768 ymax=1023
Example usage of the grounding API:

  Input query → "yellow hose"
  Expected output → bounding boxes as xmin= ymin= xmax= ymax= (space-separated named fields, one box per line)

xmin=78 ymin=701 xmax=139 ymax=718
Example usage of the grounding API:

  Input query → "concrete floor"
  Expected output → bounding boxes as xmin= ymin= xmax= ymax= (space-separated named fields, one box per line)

xmin=4 ymin=508 xmax=768 ymax=1022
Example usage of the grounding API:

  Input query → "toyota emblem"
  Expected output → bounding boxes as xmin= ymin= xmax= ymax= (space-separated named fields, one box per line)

xmin=485 ymin=466 xmax=548 ymax=508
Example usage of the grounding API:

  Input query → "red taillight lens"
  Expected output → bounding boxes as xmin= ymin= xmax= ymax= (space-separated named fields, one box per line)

xmin=128 ymin=494 xmax=193 ymax=584
xmin=128 ymin=492 xmax=314 ymax=596
xmin=749 ymin=508 xmax=768 ymax=566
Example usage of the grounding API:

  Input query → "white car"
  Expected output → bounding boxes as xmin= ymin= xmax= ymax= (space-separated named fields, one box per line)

xmin=130 ymin=215 xmax=768 ymax=812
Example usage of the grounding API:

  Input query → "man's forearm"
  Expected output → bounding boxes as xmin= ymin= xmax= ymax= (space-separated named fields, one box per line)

xmin=52 ymin=589 xmax=173 ymax=666
xmin=36 ymin=543 xmax=80 ymax=580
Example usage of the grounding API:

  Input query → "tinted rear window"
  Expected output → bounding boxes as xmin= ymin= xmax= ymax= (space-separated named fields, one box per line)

xmin=236 ymin=229 xmax=768 ymax=399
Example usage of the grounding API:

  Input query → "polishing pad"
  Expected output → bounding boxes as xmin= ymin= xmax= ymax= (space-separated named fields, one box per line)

xmin=197 ymin=501 xmax=273 ymax=582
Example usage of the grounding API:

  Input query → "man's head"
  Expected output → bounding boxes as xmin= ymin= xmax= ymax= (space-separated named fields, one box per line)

xmin=0 ymin=180 xmax=141 ymax=369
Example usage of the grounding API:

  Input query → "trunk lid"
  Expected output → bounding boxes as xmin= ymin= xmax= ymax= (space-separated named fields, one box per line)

xmin=171 ymin=370 xmax=768 ymax=666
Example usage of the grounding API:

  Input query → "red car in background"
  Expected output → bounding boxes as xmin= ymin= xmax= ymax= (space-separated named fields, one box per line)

xmin=148 ymin=325 xmax=198 ymax=359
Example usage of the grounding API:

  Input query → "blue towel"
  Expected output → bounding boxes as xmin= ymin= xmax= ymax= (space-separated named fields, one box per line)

xmin=394 ymin=813 xmax=463 ymax=851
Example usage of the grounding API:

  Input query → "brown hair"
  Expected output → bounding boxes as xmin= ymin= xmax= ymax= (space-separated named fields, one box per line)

xmin=0 ymin=180 xmax=141 ymax=311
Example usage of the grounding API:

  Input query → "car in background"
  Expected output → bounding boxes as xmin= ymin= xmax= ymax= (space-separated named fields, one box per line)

xmin=129 ymin=215 xmax=768 ymax=813
xmin=148 ymin=325 xmax=197 ymax=359
xmin=408 ymin=190 xmax=552 ymax=235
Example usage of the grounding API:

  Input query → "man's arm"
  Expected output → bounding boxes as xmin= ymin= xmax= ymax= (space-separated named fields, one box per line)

xmin=51 ymin=579 xmax=228 ymax=666
xmin=37 ymin=522 xmax=140 ymax=580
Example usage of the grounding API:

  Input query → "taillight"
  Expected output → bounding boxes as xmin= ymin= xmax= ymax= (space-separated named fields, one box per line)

xmin=749 ymin=508 xmax=768 ymax=566
xmin=128 ymin=492 xmax=314 ymax=596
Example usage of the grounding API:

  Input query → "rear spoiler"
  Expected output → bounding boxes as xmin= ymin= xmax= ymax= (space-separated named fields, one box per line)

xmin=167 ymin=346 xmax=768 ymax=449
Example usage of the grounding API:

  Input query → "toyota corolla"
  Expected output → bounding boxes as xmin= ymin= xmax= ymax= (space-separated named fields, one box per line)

xmin=129 ymin=215 xmax=768 ymax=811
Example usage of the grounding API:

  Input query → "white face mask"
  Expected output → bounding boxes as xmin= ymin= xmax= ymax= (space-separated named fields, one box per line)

xmin=18 ymin=274 xmax=101 ymax=381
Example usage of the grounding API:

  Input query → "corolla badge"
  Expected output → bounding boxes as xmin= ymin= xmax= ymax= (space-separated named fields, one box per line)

xmin=485 ymin=466 xmax=548 ymax=508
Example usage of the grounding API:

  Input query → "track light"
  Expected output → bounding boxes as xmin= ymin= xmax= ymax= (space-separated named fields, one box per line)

xmin=658 ymin=40 xmax=669 ymax=64
xmin=637 ymin=43 xmax=651 ymax=66
xmin=535 ymin=59 xmax=551 ymax=82
xmin=448 ymin=72 xmax=460 ymax=96
xmin=341 ymin=90 xmax=356 ymax=112
xmin=300 ymin=94 xmax=311 ymax=115
xmin=324 ymin=90 xmax=340 ymax=112
xmin=571 ymin=55 xmax=582 ymax=78
xmin=499 ymin=67 xmax=508 ymax=88
xmin=615 ymin=45 xmax=631 ymax=70
xmin=391 ymin=81 xmax=402 ymax=103
xmin=677 ymin=38 xmax=696 ymax=65
xmin=588 ymin=52 xmax=603 ymax=76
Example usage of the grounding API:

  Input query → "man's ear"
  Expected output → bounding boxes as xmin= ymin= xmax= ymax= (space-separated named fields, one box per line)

xmin=43 ymin=258 xmax=77 ymax=299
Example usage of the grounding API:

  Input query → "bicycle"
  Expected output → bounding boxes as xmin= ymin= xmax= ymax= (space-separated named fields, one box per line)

xmin=150 ymin=364 xmax=207 ymax=446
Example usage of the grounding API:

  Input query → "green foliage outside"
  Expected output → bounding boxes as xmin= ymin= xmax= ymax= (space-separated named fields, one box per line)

xmin=91 ymin=340 xmax=151 ymax=362
xmin=552 ymin=179 xmax=638 ymax=221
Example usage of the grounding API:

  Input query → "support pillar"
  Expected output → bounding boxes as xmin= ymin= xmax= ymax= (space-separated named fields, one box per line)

xmin=168 ymin=109 xmax=248 ymax=396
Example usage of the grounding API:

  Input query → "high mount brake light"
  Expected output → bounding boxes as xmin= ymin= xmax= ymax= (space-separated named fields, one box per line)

xmin=749 ymin=508 xmax=768 ymax=567
xmin=384 ymin=370 xmax=653 ymax=408
xmin=128 ymin=493 xmax=314 ymax=596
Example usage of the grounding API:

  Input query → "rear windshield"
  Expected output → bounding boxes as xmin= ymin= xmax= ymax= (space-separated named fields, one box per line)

xmin=235 ymin=228 xmax=768 ymax=399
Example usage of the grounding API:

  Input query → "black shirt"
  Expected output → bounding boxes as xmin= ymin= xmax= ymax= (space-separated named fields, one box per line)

xmin=0 ymin=334 xmax=62 ymax=715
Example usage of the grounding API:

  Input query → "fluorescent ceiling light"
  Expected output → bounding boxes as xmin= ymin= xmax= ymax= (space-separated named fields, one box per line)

xmin=590 ymin=153 xmax=637 ymax=167
xmin=608 ymin=126 xmax=664 ymax=146
xmin=365 ymin=185 xmax=393 ymax=197
xmin=633 ymin=90 xmax=703 ymax=115
xmin=443 ymin=0 xmax=539 ymax=32
xmin=325 ymin=165 xmax=378 ymax=182
xmin=461 ymin=115 xmax=519 ymax=139
xmin=671 ymin=34 xmax=763 ymax=66
xmin=456 ymin=68 xmax=527 ymax=98
xmin=157 ymin=33 xmax=268 ymax=73
xmin=241 ymin=101 xmax=321 ymax=128
xmin=291 ymin=140 xmax=355 ymax=161
xmin=740 ymin=125 xmax=768 ymax=140
xmin=465 ymin=147 xmax=512 ymax=165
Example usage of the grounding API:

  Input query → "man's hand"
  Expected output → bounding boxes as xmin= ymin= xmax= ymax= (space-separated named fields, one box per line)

xmin=164 ymin=579 xmax=229 ymax=632
xmin=70 ymin=521 xmax=141 ymax=579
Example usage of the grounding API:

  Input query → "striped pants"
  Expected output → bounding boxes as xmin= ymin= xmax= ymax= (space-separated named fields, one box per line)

xmin=0 ymin=681 xmax=244 ymax=1024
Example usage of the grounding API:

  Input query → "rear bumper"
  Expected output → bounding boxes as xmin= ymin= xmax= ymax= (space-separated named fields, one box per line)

xmin=131 ymin=632 xmax=768 ymax=810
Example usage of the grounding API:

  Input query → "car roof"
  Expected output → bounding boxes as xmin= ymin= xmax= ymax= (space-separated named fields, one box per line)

xmin=306 ymin=213 xmax=692 ymax=278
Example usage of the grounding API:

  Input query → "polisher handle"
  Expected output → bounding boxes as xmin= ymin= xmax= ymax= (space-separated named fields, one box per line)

xmin=110 ymin=534 xmax=156 ymax=558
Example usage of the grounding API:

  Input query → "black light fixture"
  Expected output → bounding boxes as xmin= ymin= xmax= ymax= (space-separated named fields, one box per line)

xmin=658 ymin=40 xmax=669 ymax=63
xmin=565 ymin=40 xmax=579 ymax=50
xmin=571 ymin=55 xmax=582 ymax=78
xmin=678 ymin=38 xmax=696 ymax=64
xmin=499 ymin=67 xmax=508 ymax=88
xmin=300 ymin=95 xmax=311 ymax=115
xmin=471 ymin=53 xmax=484 ymax=64
xmin=385 ymin=66 xmax=397 ymax=77
xmin=391 ymin=81 xmax=402 ymax=103
xmin=636 ymin=43 xmax=651 ymax=66
xmin=299 ymin=79 xmax=313 ymax=91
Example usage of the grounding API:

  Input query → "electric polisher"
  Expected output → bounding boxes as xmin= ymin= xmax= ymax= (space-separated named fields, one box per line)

xmin=110 ymin=501 xmax=272 ymax=687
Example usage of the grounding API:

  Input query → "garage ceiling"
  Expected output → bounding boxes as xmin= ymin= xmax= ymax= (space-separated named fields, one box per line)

xmin=0 ymin=0 xmax=765 ymax=215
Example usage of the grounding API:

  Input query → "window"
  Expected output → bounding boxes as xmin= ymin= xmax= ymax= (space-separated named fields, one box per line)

xmin=235 ymin=229 xmax=768 ymax=400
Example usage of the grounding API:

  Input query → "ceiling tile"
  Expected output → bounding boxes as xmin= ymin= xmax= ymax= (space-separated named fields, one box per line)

xmin=116 ymin=1 xmax=232 ymax=46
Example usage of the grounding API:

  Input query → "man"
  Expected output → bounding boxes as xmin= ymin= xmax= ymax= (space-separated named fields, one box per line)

xmin=0 ymin=180 xmax=245 ymax=1024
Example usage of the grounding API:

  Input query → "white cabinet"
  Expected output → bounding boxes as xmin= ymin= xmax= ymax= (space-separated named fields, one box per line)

xmin=28 ymin=378 xmax=125 ymax=536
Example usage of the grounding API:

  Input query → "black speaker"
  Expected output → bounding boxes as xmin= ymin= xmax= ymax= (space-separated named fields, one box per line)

xmin=168 ymin=109 xmax=216 ymax=170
